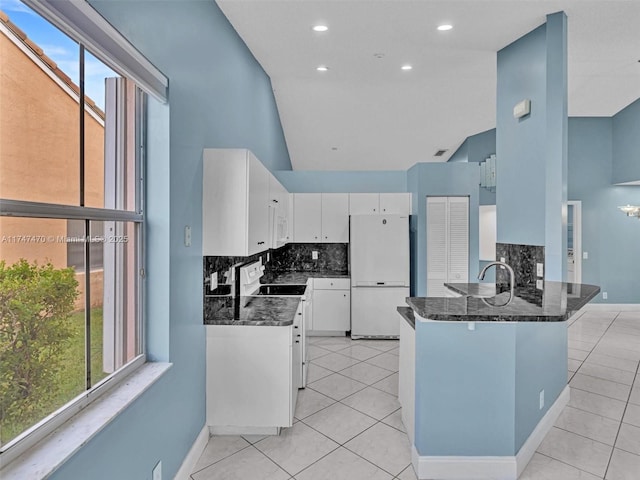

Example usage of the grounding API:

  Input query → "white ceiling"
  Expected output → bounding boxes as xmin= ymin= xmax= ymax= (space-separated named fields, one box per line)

xmin=216 ymin=0 xmax=640 ymax=171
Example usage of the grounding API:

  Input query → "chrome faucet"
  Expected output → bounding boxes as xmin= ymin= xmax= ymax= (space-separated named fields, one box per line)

xmin=478 ymin=261 xmax=515 ymax=306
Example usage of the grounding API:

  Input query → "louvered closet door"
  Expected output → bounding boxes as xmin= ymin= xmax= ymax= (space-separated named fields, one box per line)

xmin=448 ymin=197 xmax=469 ymax=284
xmin=426 ymin=196 xmax=469 ymax=297
xmin=427 ymin=197 xmax=448 ymax=297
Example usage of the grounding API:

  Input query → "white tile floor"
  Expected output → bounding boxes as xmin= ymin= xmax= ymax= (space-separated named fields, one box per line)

xmin=191 ymin=310 xmax=640 ymax=479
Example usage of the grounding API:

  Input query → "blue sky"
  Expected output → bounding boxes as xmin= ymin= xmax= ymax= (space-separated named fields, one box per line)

xmin=1 ymin=0 xmax=117 ymax=109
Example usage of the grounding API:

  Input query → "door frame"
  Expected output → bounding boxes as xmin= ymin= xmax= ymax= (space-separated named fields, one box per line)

xmin=568 ymin=200 xmax=582 ymax=283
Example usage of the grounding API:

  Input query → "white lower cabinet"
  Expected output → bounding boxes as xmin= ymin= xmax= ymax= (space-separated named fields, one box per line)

xmin=310 ymin=278 xmax=351 ymax=334
xmin=398 ymin=316 xmax=415 ymax=445
xmin=206 ymin=324 xmax=296 ymax=435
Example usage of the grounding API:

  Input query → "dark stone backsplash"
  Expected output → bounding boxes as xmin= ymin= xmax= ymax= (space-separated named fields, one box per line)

xmin=270 ymin=243 xmax=349 ymax=273
xmin=203 ymin=243 xmax=348 ymax=294
xmin=496 ymin=243 xmax=545 ymax=288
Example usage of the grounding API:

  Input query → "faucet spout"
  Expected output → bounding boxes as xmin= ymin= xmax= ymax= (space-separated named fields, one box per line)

xmin=478 ymin=261 xmax=515 ymax=305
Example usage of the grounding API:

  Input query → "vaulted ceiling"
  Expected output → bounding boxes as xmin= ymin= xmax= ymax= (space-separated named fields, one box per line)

xmin=216 ymin=0 xmax=640 ymax=171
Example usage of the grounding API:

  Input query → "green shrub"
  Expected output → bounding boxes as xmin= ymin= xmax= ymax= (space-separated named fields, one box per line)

xmin=0 ymin=259 xmax=78 ymax=445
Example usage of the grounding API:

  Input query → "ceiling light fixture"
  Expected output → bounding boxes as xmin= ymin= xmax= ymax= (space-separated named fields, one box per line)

xmin=401 ymin=65 xmax=413 ymax=71
xmin=437 ymin=24 xmax=453 ymax=31
xmin=618 ymin=204 xmax=640 ymax=218
xmin=316 ymin=66 xmax=329 ymax=72
xmin=313 ymin=25 xmax=328 ymax=32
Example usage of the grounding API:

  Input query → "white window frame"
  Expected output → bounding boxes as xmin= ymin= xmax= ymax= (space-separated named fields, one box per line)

xmin=0 ymin=0 xmax=168 ymax=472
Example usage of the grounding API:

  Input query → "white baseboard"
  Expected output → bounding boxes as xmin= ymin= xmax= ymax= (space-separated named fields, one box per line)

xmin=583 ymin=303 xmax=640 ymax=312
xmin=412 ymin=385 xmax=570 ymax=480
xmin=173 ymin=424 xmax=209 ymax=480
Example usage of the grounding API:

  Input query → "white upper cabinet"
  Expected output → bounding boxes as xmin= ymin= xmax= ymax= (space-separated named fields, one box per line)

xmin=348 ymin=193 xmax=380 ymax=214
xmin=269 ymin=175 xmax=290 ymax=248
xmin=293 ymin=193 xmax=322 ymax=242
xmin=293 ymin=193 xmax=349 ymax=243
xmin=320 ymin=193 xmax=349 ymax=242
xmin=202 ymin=148 xmax=271 ymax=256
xmin=380 ymin=193 xmax=412 ymax=214
xmin=349 ymin=193 xmax=411 ymax=215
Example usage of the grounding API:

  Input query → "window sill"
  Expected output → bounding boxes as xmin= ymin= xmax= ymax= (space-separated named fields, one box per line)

xmin=1 ymin=362 xmax=172 ymax=480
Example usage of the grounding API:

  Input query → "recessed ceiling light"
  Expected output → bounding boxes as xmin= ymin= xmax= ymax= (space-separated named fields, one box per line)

xmin=313 ymin=25 xmax=328 ymax=32
xmin=437 ymin=24 xmax=453 ymax=31
xmin=401 ymin=65 xmax=413 ymax=71
xmin=316 ymin=66 xmax=329 ymax=72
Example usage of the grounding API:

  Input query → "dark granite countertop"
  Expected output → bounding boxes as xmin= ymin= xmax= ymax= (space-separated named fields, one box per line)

xmin=261 ymin=270 xmax=350 ymax=284
xmin=204 ymin=296 xmax=300 ymax=326
xmin=406 ymin=281 xmax=600 ymax=322
xmin=397 ymin=306 xmax=415 ymax=328
xmin=203 ymin=270 xmax=349 ymax=326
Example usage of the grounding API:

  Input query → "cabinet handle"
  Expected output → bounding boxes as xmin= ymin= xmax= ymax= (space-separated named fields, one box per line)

xmin=294 ymin=325 xmax=299 ymax=328
xmin=257 ymin=241 xmax=265 ymax=245
xmin=297 ymin=312 xmax=302 ymax=316
xmin=295 ymin=340 xmax=300 ymax=344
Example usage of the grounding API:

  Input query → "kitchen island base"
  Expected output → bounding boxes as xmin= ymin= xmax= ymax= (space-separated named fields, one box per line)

xmin=410 ymin=385 xmax=569 ymax=480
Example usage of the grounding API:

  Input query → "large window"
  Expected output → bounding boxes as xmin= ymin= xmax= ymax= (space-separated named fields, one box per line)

xmin=0 ymin=1 xmax=147 ymax=456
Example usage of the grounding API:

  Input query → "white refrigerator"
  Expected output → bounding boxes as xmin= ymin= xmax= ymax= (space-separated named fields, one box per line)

xmin=350 ymin=214 xmax=410 ymax=338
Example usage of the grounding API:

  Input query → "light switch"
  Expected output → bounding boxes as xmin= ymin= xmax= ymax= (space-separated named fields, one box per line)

xmin=583 ymin=251 xmax=588 ymax=260
xmin=312 ymin=251 xmax=318 ymax=260
xmin=536 ymin=263 xmax=544 ymax=277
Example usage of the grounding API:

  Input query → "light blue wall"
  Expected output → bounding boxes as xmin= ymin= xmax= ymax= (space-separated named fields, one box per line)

xmin=275 ymin=170 xmax=407 ymax=193
xmin=514 ymin=322 xmax=567 ymax=450
xmin=448 ymin=128 xmax=496 ymax=164
xmin=496 ymin=23 xmax=547 ymax=246
xmin=496 ymin=13 xmax=568 ymax=283
xmin=415 ymin=321 xmax=516 ymax=456
xmin=612 ymin=98 xmax=640 ymax=184
xmin=414 ymin=320 xmax=567 ymax=457
xmin=568 ymin=117 xmax=640 ymax=303
xmin=52 ymin=2 xmax=292 ymax=479
xmin=407 ymin=163 xmax=480 ymax=296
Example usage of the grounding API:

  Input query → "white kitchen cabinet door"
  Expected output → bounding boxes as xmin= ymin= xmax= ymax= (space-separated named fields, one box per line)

xmin=203 ymin=148 xmax=270 ymax=256
xmin=247 ymin=153 xmax=270 ymax=255
xmin=313 ymin=289 xmax=350 ymax=332
xmin=269 ymin=175 xmax=289 ymax=248
xmin=349 ymin=193 xmax=380 ymax=214
xmin=321 ymin=193 xmax=349 ymax=242
xmin=206 ymin=324 xmax=294 ymax=432
xmin=380 ymin=193 xmax=411 ymax=214
xmin=293 ymin=193 xmax=322 ymax=242
xmin=426 ymin=196 xmax=469 ymax=297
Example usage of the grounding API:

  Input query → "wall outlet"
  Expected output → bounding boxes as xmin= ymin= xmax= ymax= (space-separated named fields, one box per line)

xmin=536 ymin=263 xmax=544 ymax=277
xmin=603 ymin=292 xmax=608 ymax=300
xmin=536 ymin=279 xmax=543 ymax=290
xmin=210 ymin=272 xmax=218 ymax=291
xmin=312 ymin=250 xmax=318 ymax=260
xmin=152 ymin=461 xmax=162 ymax=480
xmin=539 ymin=390 xmax=545 ymax=410
xmin=499 ymin=257 xmax=506 ymax=263
xmin=583 ymin=251 xmax=588 ymax=260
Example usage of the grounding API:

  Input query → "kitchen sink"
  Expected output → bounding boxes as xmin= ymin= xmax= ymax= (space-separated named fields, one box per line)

xmin=254 ymin=284 xmax=307 ymax=296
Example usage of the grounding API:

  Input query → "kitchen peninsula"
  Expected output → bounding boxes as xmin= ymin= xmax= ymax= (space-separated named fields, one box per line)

xmin=399 ymin=281 xmax=599 ymax=480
